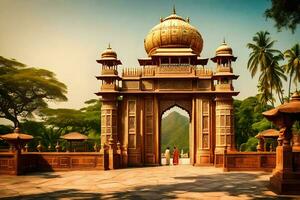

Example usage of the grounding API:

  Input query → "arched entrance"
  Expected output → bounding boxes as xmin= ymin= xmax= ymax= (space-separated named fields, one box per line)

xmin=160 ymin=105 xmax=190 ymax=165
xmin=95 ymin=10 xmax=239 ymax=170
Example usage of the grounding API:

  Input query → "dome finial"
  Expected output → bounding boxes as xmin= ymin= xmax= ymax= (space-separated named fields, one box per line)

xmin=108 ymin=43 xmax=111 ymax=49
xmin=173 ymin=4 xmax=176 ymax=14
xmin=186 ymin=17 xmax=190 ymax=23
xmin=223 ymin=37 xmax=226 ymax=44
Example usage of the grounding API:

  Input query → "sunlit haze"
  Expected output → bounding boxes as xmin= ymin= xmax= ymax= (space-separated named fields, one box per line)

xmin=0 ymin=0 xmax=299 ymax=113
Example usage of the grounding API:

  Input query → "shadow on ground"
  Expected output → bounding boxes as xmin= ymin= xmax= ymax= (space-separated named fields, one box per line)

xmin=0 ymin=171 xmax=298 ymax=200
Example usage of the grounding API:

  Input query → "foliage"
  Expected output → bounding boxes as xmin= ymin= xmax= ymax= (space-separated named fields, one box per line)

xmin=293 ymin=121 xmax=300 ymax=135
xmin=247 ymin=31 xmax=280 ymax=78
xmin=283 ymin=43 xmax=300 ymax=99
xmin=40 ymin=99 xmax=101 ymax=135
xmin=239 ymin=137 xmax=259 ymax=152
xmin=264 ymin=0 xmax=300 ymax=33
xmin=234 ymin=96 xmax=272 ymax=148
xmin=0 ymin=56 xmax=67 ymax=127
xmin=252 ymin=118 xmax=273 ymax=133
xmin=0 ymin=99 xmax=101 ymax=151
xmin=0 ymin=125 xmax=12 ymax=149
xmin=247 ymin=31 xmax=286 ymax=106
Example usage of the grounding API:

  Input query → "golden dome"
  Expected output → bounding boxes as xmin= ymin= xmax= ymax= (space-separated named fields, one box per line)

xmin=144 ymin=9 xmax=203 ymax=56
xmin=101 ymin=44 xmax=117 ymax=59
xmin=215 ymin=41 xmax=233 ymax=56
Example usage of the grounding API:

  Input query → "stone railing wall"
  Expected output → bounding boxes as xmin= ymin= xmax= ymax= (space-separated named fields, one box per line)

xmin=0 ymin=152 xmax=108 ymax=175
xmin=101 ymin=68 xmax=118 ymax=75
xmin=216 ymin=66 xmax=232 ymax=73
xmin=215 ymin=84 xmax=233 ymax=91
xmin=123 ymin=66 xmax=213 ymax=78
xmin=122 ymin=67 xmax=142 ymax=77
xmin=0 ymin=152 xmax=15 ymax=175
xmin=223 ymin=152 xmax=276 ymax=172
xmin=293 ymin=151 xmax=300 ymax=172
xmin=195 ymin=68 xmax=213 ymax=77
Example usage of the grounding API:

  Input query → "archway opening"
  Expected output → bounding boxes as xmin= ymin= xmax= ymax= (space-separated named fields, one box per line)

xmin=160 ymin=105 xmax=190 ymax=165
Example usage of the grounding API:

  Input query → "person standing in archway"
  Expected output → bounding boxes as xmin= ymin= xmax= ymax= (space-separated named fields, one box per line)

xmin=173 ymin=146 xmax=179 ymax=165
xmin=165 ymin=147 xmax=170 ymax=165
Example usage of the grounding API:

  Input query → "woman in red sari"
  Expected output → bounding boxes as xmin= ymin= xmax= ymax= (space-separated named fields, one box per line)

xmin=173 ymin=146 xmax=179 ymax=165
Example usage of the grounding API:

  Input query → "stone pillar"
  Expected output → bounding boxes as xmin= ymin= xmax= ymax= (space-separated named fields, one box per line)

xmin=214 ymin=97 xmax=235 ymax=166
xmin=108 ymin=137 xmax=116 ymax=170
xmin=101 ymin=96 xmax=119 ymax=170
xmin=195 ymin=97 xmax=213 ymax=165
xmin=14 ymin=145 xmax=22 ymax=175
xmin=101 ymin=98 xmax=118 ymax=148
xmin=270 ymin=126 xmax=296 ymax=194
xmin=256 ymin=137 xmax=265 ymax=152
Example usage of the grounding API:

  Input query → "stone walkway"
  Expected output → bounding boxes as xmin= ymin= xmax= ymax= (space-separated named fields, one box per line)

xmin=0 ymin=165 xmax=299 ymax=200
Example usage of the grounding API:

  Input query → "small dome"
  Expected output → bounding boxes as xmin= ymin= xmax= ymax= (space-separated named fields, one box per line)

xmin=101 ymin=44 xmax=117 ymax=59
xmin=144 ymin=8 xmax=203 ymax=56
xmin=215 ymin=41 xmax=233 ymax=56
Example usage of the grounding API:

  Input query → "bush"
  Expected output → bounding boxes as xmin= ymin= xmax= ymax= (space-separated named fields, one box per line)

xmin=239 ymin=137 xmax=258 ymax=152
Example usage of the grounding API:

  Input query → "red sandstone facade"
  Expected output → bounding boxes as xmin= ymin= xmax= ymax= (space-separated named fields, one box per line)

xmin=96 ymin=9 xmax=239 ymax=168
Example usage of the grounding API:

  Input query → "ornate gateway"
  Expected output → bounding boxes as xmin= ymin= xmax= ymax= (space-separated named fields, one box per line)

xmin=96 ymin=8 xmax=239 ymax=169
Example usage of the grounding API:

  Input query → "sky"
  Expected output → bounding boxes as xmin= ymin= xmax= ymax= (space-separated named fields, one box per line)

xmin=0 ymin=0 xmax=299 ymax=116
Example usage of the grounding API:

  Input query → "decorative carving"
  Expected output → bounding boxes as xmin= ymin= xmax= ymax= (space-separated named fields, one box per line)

xmin=128 ymin=100 xmax=136 ymax=149
xmin=159 ymin=80 xmax=192 ymax=90
xmin=203 ymin=134 xmax=208 ymax=148
xmin=215 ymin=84 xmax=233 ymax=91
xmin=128 ymin=134 xmax=135 ymax=148
xmin=129 ymin=116 xmax=135 ymax=131
xmin=196 ymin=68 xmax=213 ymax=76
xmin=146 ymin=116 xmax=153 ymax=133
xmin=158 ymin=66 xmax=193 ymax=74
xmin=123 ymin=81 xmax=140 ymax=90
xmin=145 ymin=99 xmax=153 ymax=114
xmin=128 ymin=101 xmax=136 ymax=113
xmin=203 ymin=116 xmax=209 ymax=130
xmin=160 ymin=100 xmax=191 ymax=117
xmin=122 ymin=67 xmax=141 ymax=77
xmin=144 ymin=98 xmax=154 ymax=157
xmin=202 ymin=101 xmax=209 ymax=114
xmin=142 ymin=80 xmax=153 ymax=90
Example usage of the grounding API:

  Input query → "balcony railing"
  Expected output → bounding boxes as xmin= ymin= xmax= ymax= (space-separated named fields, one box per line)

xmin=215 ymin=84 xmax=233 ymax=91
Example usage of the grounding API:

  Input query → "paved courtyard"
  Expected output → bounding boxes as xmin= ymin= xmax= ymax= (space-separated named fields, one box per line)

xmin=0 ymin=165 xmax=299 ymax=200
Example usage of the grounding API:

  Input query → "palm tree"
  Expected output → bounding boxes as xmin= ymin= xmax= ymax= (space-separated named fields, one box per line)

xmin=247 ymin=31 xmax=283 ymax=106
xmin=266 ymin=54 xmax=286 ymax=105
xmin=247 ymin=31 xmax=281 ymax=78
xmin=283 ymin=43 xmax=300 ymax=100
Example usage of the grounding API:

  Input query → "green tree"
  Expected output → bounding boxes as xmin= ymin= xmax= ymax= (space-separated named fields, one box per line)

xmin=283 ymin=43 xmax=300 ymax=100
xmin=247 ymin=31 xmax=280 ymax=78
xmin=0 ymin=56 xmax=67 ymax=127
xmin=41 ymin=99 xmax=101 ymax=136
xmin=239 ymin=137 xmax=259 ymax=152
xmin=264 ymin=0 xmax=300 ymax=33
xmin=0 ymin=125 xmax=12 ymax=149
xmin=234 ymin=96 xmax=272 ymax=148
xmin=264 ymin=54 xmax=286 ymax=105
xmin=20 ymin=120 xmax=60 ymax=150
xmin=247 ymin=31 xmax=283 ymax=106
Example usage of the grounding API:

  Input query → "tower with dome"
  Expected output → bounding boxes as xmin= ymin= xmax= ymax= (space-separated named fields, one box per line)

xmin=96 ymin=8 xmax=239 ymax=169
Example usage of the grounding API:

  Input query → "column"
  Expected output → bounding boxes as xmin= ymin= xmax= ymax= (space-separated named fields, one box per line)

xmin=214 ymin=97 xmax=235 ymax=166
xmin=101 ymin=97 xmax=118 ymax=169
xmin=195 ymin=97 xmax=213 ymax=165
